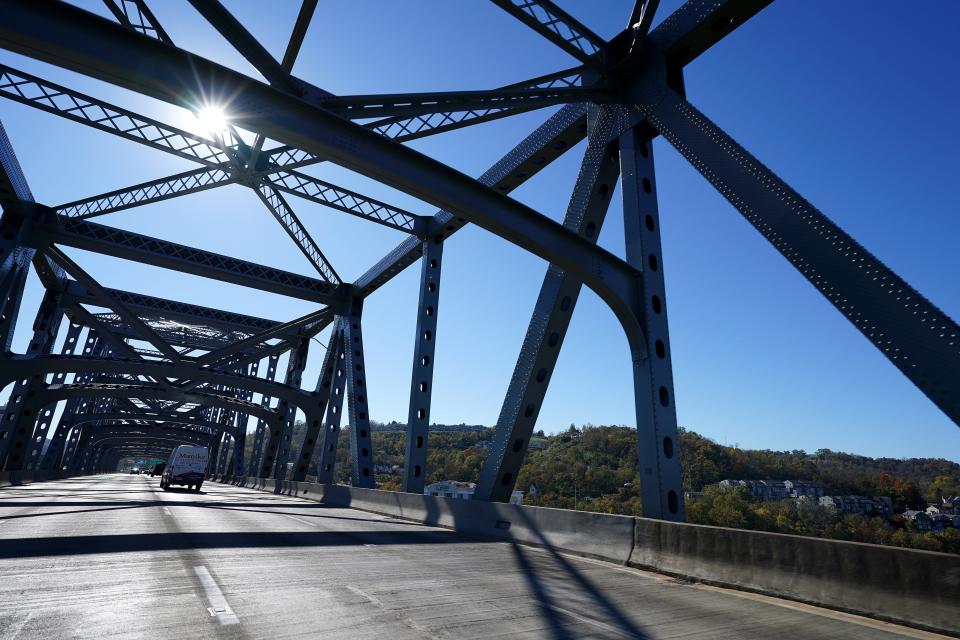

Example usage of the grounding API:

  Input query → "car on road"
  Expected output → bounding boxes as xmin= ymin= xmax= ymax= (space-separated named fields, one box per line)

xmin=151 ymin=463 xmax=166 ymax=477
xmin=160 ymin=445 xmax=208 ymax=492
xmin=130 ymin=467 xmax=139 ymax=474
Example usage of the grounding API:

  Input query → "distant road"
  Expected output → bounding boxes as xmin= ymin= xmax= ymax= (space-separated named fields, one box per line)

xmin=0 ymin=475 xmax=945 ymax=639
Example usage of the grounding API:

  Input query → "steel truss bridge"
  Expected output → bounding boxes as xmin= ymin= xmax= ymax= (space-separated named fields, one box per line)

xmin=0 ymin=0 xmax=956 ymax=529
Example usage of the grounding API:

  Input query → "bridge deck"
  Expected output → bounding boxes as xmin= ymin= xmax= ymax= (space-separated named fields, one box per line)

xmin=0 ymin=475 xmax=944 ymax=639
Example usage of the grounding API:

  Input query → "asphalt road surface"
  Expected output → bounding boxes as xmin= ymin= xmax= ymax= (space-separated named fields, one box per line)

xmin=0 ymin=475 xmax=947 ymax=639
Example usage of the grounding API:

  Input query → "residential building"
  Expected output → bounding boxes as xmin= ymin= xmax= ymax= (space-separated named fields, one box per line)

xmin=719 ymin=479 xmax=824 ymax=501
xmin=819 ymin=495 xmax=893 ymax=517
xmin=902 ymin=510 xmax=933 ymax=532
xmin=424 ymin=480 xmax=523 ymax=505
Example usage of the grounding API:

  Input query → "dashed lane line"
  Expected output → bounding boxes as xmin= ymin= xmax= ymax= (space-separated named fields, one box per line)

xmin=193 ymin=566 xmax=239 ymax=626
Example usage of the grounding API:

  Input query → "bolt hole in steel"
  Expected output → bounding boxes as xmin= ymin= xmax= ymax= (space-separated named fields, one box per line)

xmin=655 ymin=340 xmax=666 ymax=359
xmin=668 ymin=490 xmax=679 ymax=514
xmin=651 ymin=295 xmax=662 ymax=314
xmin=659 ymin=386 xmax=670 ymax=407
xmin=645 ymin=214 xmax=655 ymax=231
xmin=663 ymin=436 xmax=674 ymax=458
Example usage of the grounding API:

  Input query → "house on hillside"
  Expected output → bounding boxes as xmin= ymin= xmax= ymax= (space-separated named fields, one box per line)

xmin=902 ymin=510 xmax=933 ymax=532
xmin=424 ymin=480 xmax=523 ymax=505
xmin=719 ymin=479 xmax=824 ymax=501
xmin=819 ymin=495 xmax=892 ymax=517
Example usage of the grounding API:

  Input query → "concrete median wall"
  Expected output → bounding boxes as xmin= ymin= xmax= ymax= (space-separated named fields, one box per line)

xmin=226 ymin=478 xmax=960 ymax=635
xmin=0 ymin=470 xmax=75 ymax=486
xmin=629 ymin=518 xmax=960 ymax=635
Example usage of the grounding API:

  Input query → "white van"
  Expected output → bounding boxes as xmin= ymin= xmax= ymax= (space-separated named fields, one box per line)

xmin=160 ymin=445 xmax=208 ymax=492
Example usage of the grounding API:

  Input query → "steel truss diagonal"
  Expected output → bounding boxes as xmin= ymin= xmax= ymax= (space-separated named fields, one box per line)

xmin=490 ymin=0 xmax=607 ymax=64
xmin=0 ymin=0 xmax=952 ymax=529
xmin=475 ymin=105 xmax=627 ymax=503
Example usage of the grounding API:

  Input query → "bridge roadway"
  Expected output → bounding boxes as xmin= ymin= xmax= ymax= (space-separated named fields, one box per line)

xmin=0 ymin=475 xmax=946 ymax=640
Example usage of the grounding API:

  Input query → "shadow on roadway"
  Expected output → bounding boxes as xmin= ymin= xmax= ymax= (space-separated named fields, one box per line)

xmin=0 ymin=528 xmax=486 ymax=559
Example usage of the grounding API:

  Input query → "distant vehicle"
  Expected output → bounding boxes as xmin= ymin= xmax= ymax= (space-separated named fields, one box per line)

xmin=130 ymin=468 xmax=139 ymax=474
xmin=151 ymin=463 xmax=166 ymax=477
xmin=160 ymin=445 xmax=208 ymax=492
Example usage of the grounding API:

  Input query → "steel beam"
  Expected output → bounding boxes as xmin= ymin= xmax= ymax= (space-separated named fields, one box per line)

xmin=269 ymin=171 xmax=425 ymax=235
xmin=401 ymin=239 xmax=443 ymax=494
xmin=648 ymin=0 xmax=773 ymax=68
xmin=0 ymin=4 xmax=645 ymax=340
xmin=254 ymin=184 xmax=340 ymax=283
xmin=475 ymin=106 xmax=625 ymax=502
xmin=0 ymin=289 xmax=64 ymax=470
xmin=261 ymin=337 xmax=308 ymax=480
xmin=314 ymin=319 xmax=347 ymax=484
xmin=318 ymin=86 xmax=610 ymax=120
xmin=291 ymin=325 xmax=340 ymax=481
xmin=646 ymin=89 xmax=960 ymax=428
xmin=342 ymin=300 xmax=375 ymax=488
xmin=490 ymin=0 xmax=606 ymax=64
xmin=102 ymin=0 xmax=172 ymax=43
xmin=62 ymin=281 xmax=283 ymax=336
xmin=248 ymin=353 xmax=279 ymax=478
xmin=0 ymin=64 xmax=232 ymax=167
xmin=618 ymin=125 xmax=683 ymax=520
xmin=29 ymin=217 xmax=345 ymax=304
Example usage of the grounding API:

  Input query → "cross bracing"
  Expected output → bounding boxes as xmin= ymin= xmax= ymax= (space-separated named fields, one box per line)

xmin=0 ymin=0 xmax=953 ymax=525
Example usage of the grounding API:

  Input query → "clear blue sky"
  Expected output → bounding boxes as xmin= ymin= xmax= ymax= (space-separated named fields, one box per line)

xmin=2 ymin=1 xmax=958 ymax=461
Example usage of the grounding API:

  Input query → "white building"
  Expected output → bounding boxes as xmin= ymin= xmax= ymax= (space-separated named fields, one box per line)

xmin=424 ymin=480 xmax=523 ymax=505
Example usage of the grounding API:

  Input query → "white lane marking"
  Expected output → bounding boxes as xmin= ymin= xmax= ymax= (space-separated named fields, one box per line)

xmin=162 ymin=507 xmax=172 ymax=516
xmin=279 ymin=513 xmax=315 ymax=527
xmin=541 ymin=603 xmax=639 ymax=639
xmin=346 ymin=584 xmax=383 ymax=607
xmin=193 ymin=566 xmax=239 ymax=626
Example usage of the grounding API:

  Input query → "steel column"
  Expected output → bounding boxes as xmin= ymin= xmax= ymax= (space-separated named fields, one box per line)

xmin=402 ymin=238 xmax=444 ymax=493
xmin=619 ymin=125 xmax=683 ymax=520
xmin=314 ymin=319 xmax=347 ymax=485
xmin=342 ymin=302 xmax=375 ymax=488
xmin=291 ymin=326 xmax=341 ymax=481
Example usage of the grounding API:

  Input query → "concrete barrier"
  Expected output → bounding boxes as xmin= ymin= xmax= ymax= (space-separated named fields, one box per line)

xmin=0 ymin=470 xmax=80 ymax=487
xmin=629 ymin=518 xmax=960 ymax=635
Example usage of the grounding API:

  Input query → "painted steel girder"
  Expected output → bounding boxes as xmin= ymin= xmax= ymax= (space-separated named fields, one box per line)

xmin=319 ymin=86 xmax=611 ymax=121
xmin=33 ymin=382 xmax=279 ymax=426
xmin=314 ymin=319 xmax=347 ymax=485
xmin=0 ymin=354 xmax=320 ymax=424
xmin=266 ymin=336 xmax=309 ymax=481
xmin=402 ymin=239 xmax=443 ymax=494
xmin=354 ymin=103 xmax=592 ymax=298
xmin=63 ymin=281 xmax=282 ymax=336
xmin=269 ymin=170 xmax=424 ymax=235
xmin=248 ymin=353 xmax=280 ymax=479
xmin=0 ymin=63 xmax=233 ymax=167
xmin=0 ymin=3 xmax=646 ymax=344
xmin=343 ymin=301 xmax=375 ymax=488
xmin=186 ymin=0 xmax=323 ymax=101
xmin=291 ymin=325 xmax=340 ymax=481
xmin=0 ymin=119 xmax=31 ymax=206
xmin=0 ymin=289 xmax=64 ymax=470
xmin=72 ymin=415 xmax=232 ymax=436
xmin=619 ymin=126 xmax=684 ymax=520
xmin=28 ymin=217 xmax=347 ymax=305
xmin=255 ymin=183 xmax=340 ymax=283
xmin=56 ymin=166 xmax=233 ymax=218
xmin=102 ymin=0 xmax=172 ymax=44
xmin=51 ymin=65 xmax=584 ymax=222
xmin=490 ymin=0 xmax=606 ymax=65
xmin=91 ymin=312 xmax=250 ymax=352
xmin=643 ymin=90 xmax=960 ymax=427
xmin=648 ymin=0 xmax=773 ymax=69
xmin=46 ymin=245 xmax=183 ymax=362
xmin=475 ymin=105 xmax=626 ymax=503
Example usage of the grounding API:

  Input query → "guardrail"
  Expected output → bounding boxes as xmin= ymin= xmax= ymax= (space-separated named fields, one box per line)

xmin=217 ymin=475 xmax=960 ymax=636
